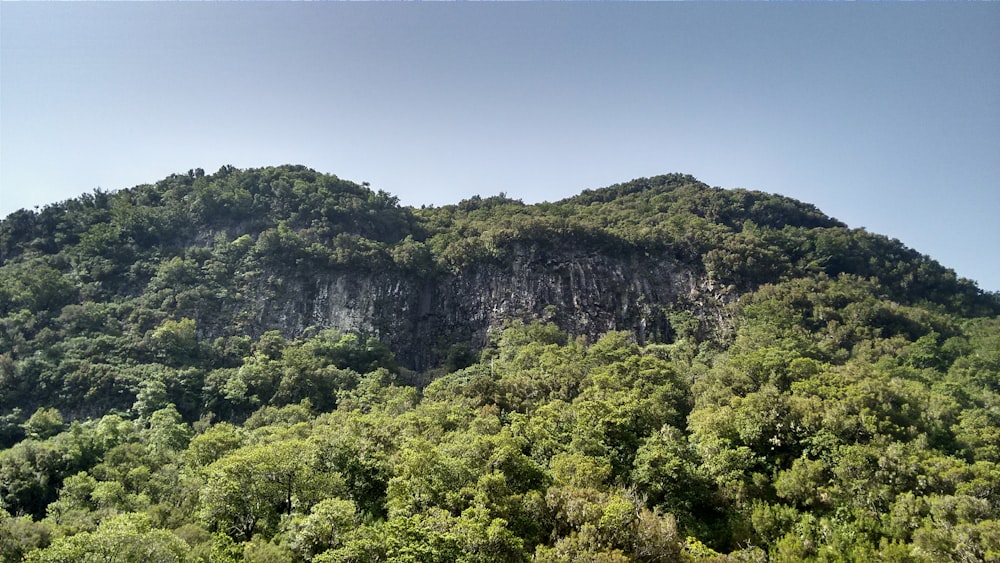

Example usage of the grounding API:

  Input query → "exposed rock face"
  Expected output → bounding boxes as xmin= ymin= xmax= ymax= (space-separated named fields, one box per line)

xmin=250 ymin=243 xmax=726 ymax=369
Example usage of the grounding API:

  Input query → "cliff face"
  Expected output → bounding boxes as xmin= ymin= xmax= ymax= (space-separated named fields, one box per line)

xmin=3 ymin=165 xmax=991 ymax=380
xmin=251 ymin=243 xmax=723 ymax=369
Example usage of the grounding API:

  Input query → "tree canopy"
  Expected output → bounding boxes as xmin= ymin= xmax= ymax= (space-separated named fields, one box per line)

xmin=1 ymin=166 xmax=997 ymax=561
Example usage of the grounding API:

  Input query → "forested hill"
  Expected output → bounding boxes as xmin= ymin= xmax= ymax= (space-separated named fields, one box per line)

xmin=1 ymin=165 xmax=998 ymax=561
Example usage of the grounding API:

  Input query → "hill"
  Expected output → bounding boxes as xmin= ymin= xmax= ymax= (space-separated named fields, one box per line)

xmin=1 ymin=165 xmax=997 ymax=561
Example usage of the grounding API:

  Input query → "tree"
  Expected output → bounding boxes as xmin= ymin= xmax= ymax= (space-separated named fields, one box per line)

xmin=283 ymin=497 xmax=358 ymax=560
xmin=24 ymin=512 xmax=188 ymax=562
xmin=22 ymin=408 xmax=64 ymax=441
xmin=198 ymin=440 xmax=342 ymax=540
xmin=145 ymin=318 xmax=200 ymax=367
xmin=0 ymin=508 xmax=54 ymax=562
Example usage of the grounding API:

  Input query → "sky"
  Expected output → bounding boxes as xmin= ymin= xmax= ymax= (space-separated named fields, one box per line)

xmin=2 ymin=3 xmax=998 ymax=292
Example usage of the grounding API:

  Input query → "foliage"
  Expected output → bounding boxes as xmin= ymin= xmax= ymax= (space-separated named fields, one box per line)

xmin=0 ymin=166 xmax=997 ymax=560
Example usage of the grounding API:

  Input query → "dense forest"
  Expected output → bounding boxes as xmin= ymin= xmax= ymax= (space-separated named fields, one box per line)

xmin=0 ymin=165 xmax=997 ymax=561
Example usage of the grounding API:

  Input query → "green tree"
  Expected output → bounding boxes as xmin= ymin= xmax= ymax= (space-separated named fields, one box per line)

xmin=0 ymin=508 xmax=54 ymax=562
xmin=199 ymin=440 xmax=342 ymax=540
xmin=24 ymin=512 xmax=188 ymax=562
xmin=283 ymin=497 xmax=358 ymax=560
xmin=22 ymin=408 xmax=65 ymax=441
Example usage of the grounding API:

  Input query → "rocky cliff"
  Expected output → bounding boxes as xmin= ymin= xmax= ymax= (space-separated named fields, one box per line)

xmin=1 ymin=165 xmax=992 ymax=378
xmin=250 ymin=243 xmax=725 ymax=370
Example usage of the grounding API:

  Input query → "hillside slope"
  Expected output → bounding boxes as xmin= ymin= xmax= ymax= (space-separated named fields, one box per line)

xmin=1 ymin=166 xmax=992 ymax=371
xmin=1 ymin=165 xmax=997 ymax=561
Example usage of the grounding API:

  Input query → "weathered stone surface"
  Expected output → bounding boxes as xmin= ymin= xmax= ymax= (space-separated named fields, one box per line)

xmin=245 ymin=242 xmax=728 ymax=369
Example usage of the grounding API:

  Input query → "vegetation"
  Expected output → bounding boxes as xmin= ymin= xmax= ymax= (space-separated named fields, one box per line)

xmin=0 ymin=165 xmax=997 ymax=560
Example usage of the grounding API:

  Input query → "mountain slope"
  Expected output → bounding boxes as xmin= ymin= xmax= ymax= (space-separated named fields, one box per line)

xmin=1 ymin=165 xmax=997 ymax=561
xmin=0 ymin=166 xmax=995 ymax=409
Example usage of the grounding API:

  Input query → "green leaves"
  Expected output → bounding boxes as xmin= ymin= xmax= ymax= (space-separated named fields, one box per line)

xmin=25 ymin=512 xmax=188 ymax=563
xmin=1 ymin=166 xmax=999 ymax=560
xmin=199 ymin=440 xmax=343 ymax=541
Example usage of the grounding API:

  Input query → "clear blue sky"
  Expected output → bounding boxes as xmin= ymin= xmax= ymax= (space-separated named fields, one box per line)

xmin=2 ymin=3 xmax=998 ymax=292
